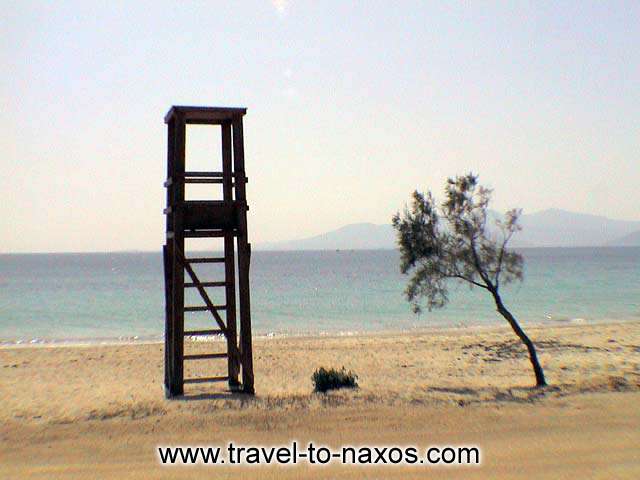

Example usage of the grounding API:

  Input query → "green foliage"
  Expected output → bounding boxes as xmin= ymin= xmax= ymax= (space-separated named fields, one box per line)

xmin=392 ymin=173 xmax=524 ymax=313
xmin=312 ymin=367 xmax=358 ymax=393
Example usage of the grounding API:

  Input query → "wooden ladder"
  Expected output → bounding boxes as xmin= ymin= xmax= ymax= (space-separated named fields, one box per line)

xmin=178 ymin=245 xmax=241 ymax=386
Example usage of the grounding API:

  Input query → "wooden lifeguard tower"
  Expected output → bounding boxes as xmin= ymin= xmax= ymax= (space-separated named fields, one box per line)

xmin=163 ymin=106 xmax=254 ymax=397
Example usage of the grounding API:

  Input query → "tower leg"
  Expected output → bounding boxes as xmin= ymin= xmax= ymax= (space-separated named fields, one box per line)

xmin=168 ymin=240 xmax=184 ymax=397
xmin=169 ymin=115 xmax=186 ymax=397
xmin=163 ymin=245 xmax=173 ymax=398
xmin=224 ymin=233 xmax=240 ymax=390
xmin=237 ymin=241 xmax=254 ymax=394
xmin=221 ymin=121 xmax=240 ymax=391
xmin=232 ymin=117 xmax=254 ymax=395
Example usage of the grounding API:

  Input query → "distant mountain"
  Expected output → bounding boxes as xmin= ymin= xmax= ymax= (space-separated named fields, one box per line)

xmin=259 ymin=223 xmax=395 ymax=250
xmin=256 ymin=209 xmax=640 ymax=250
xmin=608 ymin=230 xmax=640 ymax=247
xmin=517 ymin=209 xmax=640 ymax=247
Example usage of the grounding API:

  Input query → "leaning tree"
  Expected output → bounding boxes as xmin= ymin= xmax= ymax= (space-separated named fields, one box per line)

xmin=392 ymin=173 xmax=546 ymax=387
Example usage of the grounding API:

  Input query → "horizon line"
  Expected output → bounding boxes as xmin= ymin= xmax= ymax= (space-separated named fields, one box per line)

xmin=2 ymin=245 xmax=639 ymax=255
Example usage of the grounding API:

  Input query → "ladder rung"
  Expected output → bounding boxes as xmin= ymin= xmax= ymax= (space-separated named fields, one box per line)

xmin=171 ymin=231 xmax=241 ymax=238
xmin=184 ymin=376 xmax=229 ymax=384
xmin=184 ymin=305 xmax=227 ymax=312
xmin=185 ymin=171 xmax=224 ymax=178
xmin=186 ymin=257 xmax=226 ymax=264
xmin=185 ymin=230 xmax=236 ymax=238
xmin=185 ymin=281 xmax=227 ymax=288
xmin=185 ymin=178 xmax=224 ymax=184
xmin=184 ymin=329 xmax=223 ymax=336
xmin=184 ymin=353 xmax=228 ymax=360
xmin=165 ymin=174 xmax=244 ymax=186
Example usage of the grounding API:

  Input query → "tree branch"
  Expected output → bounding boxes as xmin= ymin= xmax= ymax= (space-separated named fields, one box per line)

xmin=453 ymin=274 xmax=489 ymax=289
xmin=469 ymin=235 xmax=494 ymax=290
xmin=494 ymin=228 xmax=513 ymax=288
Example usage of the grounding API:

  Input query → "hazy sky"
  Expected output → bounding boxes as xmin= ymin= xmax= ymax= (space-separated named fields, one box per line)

xmin=2 ymin=1 xmax=639 ymax=252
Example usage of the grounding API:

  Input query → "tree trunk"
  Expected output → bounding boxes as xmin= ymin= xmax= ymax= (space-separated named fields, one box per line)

xmin=491 ymin=292 xmax=547 ymax=387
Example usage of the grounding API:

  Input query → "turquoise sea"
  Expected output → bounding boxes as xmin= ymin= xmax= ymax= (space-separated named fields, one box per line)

xmin=0 ymin=248 xmax=638 ymax=344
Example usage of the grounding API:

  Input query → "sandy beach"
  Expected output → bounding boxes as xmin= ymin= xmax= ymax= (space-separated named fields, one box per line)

xmin=1 ymin=321 xmax=639 ymax=478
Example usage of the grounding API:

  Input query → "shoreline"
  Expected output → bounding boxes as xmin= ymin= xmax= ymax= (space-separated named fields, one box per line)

xmin=1 ymin=317 xmax=638 ymax=349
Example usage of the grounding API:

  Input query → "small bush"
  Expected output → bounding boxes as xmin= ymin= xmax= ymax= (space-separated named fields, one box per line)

xmin=312 ymin=367 xmax=358 ymax=393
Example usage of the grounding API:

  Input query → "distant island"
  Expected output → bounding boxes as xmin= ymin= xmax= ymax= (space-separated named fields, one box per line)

xmin=257 ymin=209 xmax=640 ymax=250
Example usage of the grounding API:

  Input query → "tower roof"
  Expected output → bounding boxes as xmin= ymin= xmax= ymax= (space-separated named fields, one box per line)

xmin=164 ymin=106 xmax=247 ymax=124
